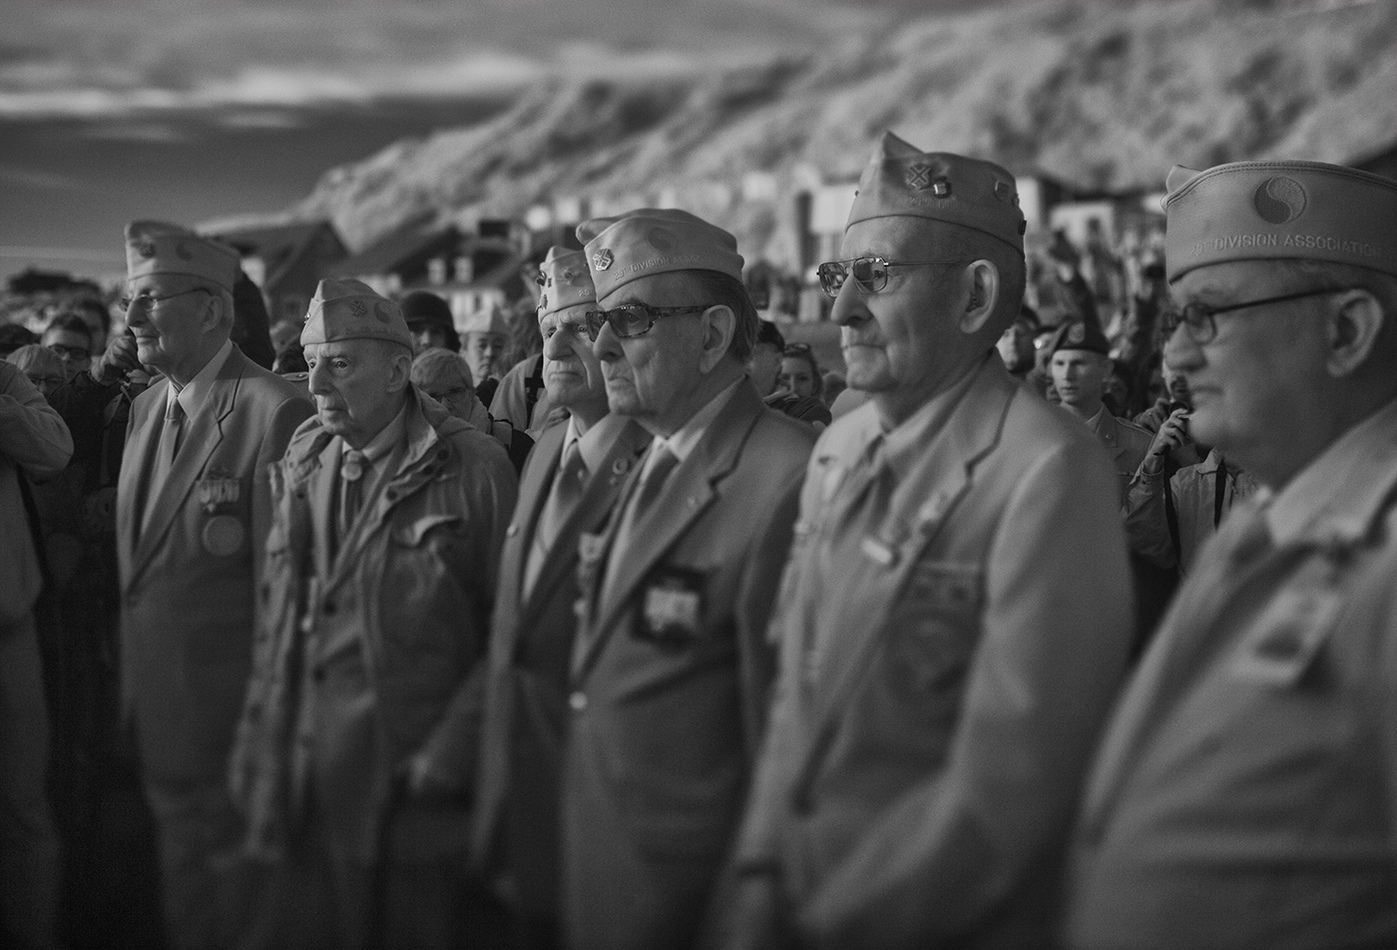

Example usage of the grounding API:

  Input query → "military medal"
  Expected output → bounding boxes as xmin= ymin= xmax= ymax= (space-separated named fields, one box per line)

xmin=197 ymin=470 xmax=242 ymax=514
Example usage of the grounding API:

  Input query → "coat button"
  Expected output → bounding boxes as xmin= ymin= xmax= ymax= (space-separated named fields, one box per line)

xmin=569 ymin=691 xmax=587 ymax=712
xmin=506 ymin=524 xmax=519 ymax=537
xmin=322 ymin=600 xmax=336 ymax=616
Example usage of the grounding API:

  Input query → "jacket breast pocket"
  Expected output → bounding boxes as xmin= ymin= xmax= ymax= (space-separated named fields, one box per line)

xmin=386 ymin=514 xmax=478 ymax=649
xmin=888 ymin=560 xmax=983 ymax=694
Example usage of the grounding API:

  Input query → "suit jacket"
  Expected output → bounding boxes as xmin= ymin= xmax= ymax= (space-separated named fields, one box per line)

xmin=1065 ymin=398 xmax=1397 ymax=949
xmin=563 ymin=381 xmax=816 ymax=950
xmin=471 ymin=413 xmax=651 ymax=917
xmin=117 ymin=345 xmax=312 ymax=785
xmin=723 ymin=357 xmax=1133 ymax=950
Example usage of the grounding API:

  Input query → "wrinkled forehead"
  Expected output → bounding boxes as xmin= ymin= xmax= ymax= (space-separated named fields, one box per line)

xmin=1169 ymin=258 xmax=1294 ymax=301
xmin=539 ymin=302 xmax=591 ymax=330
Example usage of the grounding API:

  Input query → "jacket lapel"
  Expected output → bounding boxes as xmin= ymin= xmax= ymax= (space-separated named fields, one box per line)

xmin=575 ymin=386 xmax=763 ymax=679
xmin=803 ymin=366 xmax=1017 ymax=743
xmin=518 ymin=419 xmax=648 ymax=633
xmin=131 ymin=355 xmax=245 ymax=579
xmin=500 ymin=421 xmax=568 ymax=610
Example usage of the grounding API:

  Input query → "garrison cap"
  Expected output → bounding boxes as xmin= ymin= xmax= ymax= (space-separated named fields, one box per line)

xmin=1048 ymin=320 xmax=1110 ymax=357
xmin=125 ymin=220 xmax=240 ymax=292
xmin=301 ymin=278 xmax=412 ymax=351
xmin=537 ymin=246 xmax=597 ymax=317
xmin=847 ymin=132 xmax=1026 ymax=254
xmin=1164 ymin=160 xmax=1397 ymax=282
xmin=577 ymin=208 xmax=745 ymax=300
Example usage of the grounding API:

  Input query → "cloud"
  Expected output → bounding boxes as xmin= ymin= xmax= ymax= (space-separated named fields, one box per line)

xmin=0 ymin=0 xmax=898 ymax=121
xmin=0 ymin=162 xmax=105 ymax=192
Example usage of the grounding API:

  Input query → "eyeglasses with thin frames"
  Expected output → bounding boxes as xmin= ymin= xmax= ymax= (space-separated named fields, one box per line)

xmin=1163 ymin=286 xmax=1349 ymax=345
xmin=584 ymin=303 xmax=715 ymax=341
xmin=816 ymin=257 xmax=969 ymax=299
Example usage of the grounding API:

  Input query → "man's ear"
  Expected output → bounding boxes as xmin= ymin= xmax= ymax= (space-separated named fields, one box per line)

xmin=384 ymin=348 xmax=414 ymax=393
xmin=958 ymin=260 xmax=999 ymax=335
xmin=698 ymin=305 xmax=736 ymax=373
xmin=1326 ymin=289 xmax=1384 ymax=378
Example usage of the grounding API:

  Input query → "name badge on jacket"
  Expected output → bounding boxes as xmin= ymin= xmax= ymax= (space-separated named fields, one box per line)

xmin=638 ymin=566 xmax=705 ymax=645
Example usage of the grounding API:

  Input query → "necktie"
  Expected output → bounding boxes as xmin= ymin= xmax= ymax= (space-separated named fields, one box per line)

xmin=598 ymin=445 xmax=681 ymax=605
xmin=141 ymin=400 xmax=185 ymax=536
xmin=160 ymin=399 xmax=186 ymax=473
xmin=631 ymin=445 xmax=679 ymax=520
xmin=524 ymin=441 xmax=588 ymax=596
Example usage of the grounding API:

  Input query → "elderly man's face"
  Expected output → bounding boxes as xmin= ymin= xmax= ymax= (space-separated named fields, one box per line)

xmin=464 ymin=331 xmax=508 ymax=383
xmin=123 ymin=276 xmax=214 ymax=378
xmin=591 ymin=273 xmax=709 ymax=434
xmin=305 ymin=339 xmax=406 ymax=449
xmin=541 ymin=304 xmax=605 ymax=409
xmin=831 ymin=217 xmax=967 ymax=403
xmin=1164 ymin=260 xmax=1332 ymax=471
xmin=1050 ymin=349 xmax=1109 ymax=411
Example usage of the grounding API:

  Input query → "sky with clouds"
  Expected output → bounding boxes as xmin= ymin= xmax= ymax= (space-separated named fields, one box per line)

xmin=0 ymin=0 xmax=988 ymax=282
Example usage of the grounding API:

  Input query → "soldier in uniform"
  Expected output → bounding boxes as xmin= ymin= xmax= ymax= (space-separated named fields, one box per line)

xmin=1049 ymin=320 xmax=1155 ymax=500
xmin=563 ymin=208 xmax=816 ymax=950
xmin=472 ymin=246 xmax=651 ymax=950
xmin=229 ymin=278 xmax=516 ymax=949
xmin=711 ymin=133 xmax=1133 ymax=949
xmin=1064 ymin=161 xmax=1397 ymax=948
xmin=114 ymin=221 xmax=313 ymax=949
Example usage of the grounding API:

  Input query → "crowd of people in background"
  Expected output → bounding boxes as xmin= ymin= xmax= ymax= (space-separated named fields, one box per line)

xmin=2 ymin=132 xmax=1396 ymax=950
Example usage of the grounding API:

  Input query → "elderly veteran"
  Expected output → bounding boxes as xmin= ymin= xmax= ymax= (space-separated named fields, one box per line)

xmin=1064 ymin=162 xmax=1397 ymax=948
xmin=461 ymin=307 xmax=511 ymax=408
xmin=112 ymin=220 xmax=313 ymax=950
xmin=471 ymin=246 xmax=651 ymax=950
xmin=560 ymin=209 xmax=815 ymax=950
xmin=710 ymin=133 xmax=1133 ymax=950
xmin=229 ymin=278 xmax=516 ymax=949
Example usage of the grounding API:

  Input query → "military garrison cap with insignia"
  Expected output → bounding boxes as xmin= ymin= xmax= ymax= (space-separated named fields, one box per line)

xmin=301 ymin=278 xmax=412 ymax=351
xmin=125 ymin=220 xmax=240 ymax=292
xmin=1164 ymin=160 xmax=1397 ymax=283
xmin=577 ymin=208 xmax=745 ymax=300
xmin=537 ymin=245 xmax=597 ymax=317
xmin=846 ymin=132 xmax=1026 ymax=254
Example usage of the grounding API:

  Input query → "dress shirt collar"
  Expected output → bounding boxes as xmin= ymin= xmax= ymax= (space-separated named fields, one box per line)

xmin=573 ymin=412 xmax=630 ymax=476
xmin=641 ymin=378 xmax=743 ymax=481
xmin=165 ymin=339 xmax=233 ymax=419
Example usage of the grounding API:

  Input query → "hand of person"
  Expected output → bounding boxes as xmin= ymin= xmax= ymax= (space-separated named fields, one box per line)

xmin=92 ymin=332 xmax=142 ymax=385
xmin=1143 ymin=407 xmax=1190 ymax=473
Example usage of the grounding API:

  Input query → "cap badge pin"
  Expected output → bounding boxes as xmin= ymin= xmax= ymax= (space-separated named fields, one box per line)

xmin=1068 ymin=323 xmax=1086 ymax=345
xmin=906 ymin=163 xmax=932 ymax=191
xmin=592 ymin=249 xmax=614 ymax=271
xmin=136 ymin=239 xmax=157 ymax=259
xmin=373 ymin=301 xmax=394 ymax=324
xmin=1254 ymin=177 xmax=1307 ymax=225
xmin=348 ymin=299 xmax=367 ymax=318
xmin=174 ymin=241 xmax=194 ymax=261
